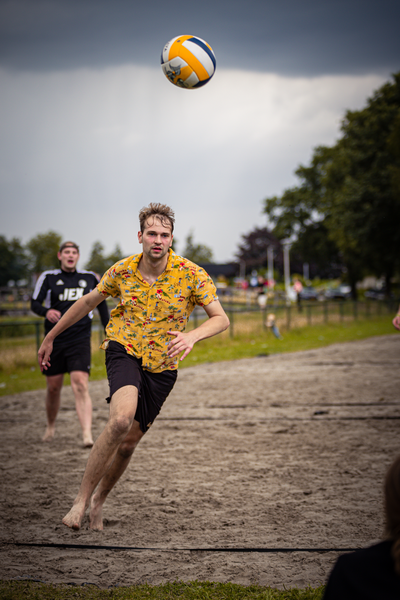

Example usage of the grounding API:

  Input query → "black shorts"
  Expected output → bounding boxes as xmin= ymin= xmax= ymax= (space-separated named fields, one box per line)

xmin=44 ymin=339 xmax=91 ymax=377
xmin=105 ymin=341 xmax=177 ymax=434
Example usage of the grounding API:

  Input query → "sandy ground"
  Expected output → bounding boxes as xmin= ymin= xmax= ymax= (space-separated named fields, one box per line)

xmin=1 ymin=334 xmax=400 ymax=590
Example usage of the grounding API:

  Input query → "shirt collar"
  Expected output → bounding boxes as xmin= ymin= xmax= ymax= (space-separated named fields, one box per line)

xmin=131 ymin=249 xmax=176 ymax=275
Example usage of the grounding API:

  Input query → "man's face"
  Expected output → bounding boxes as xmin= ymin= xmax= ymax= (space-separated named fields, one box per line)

xmin=57 ymin=246 xmax=79 ymax=272
xmin=138 ymin=217 xmax=173 ymax=261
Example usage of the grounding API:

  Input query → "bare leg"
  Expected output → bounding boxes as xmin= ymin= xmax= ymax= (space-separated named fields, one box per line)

xmin=70 ymin=371 xmax=93 ymax=447
xmin=89 ymin=419 xmax=144 ymax=530
xmin=62 ymin=385 xmax=138 ymax=530
xmin=43 ymin=374 xmax=63 ymax=441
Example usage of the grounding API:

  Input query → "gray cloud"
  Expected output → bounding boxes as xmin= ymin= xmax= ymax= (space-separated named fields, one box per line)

xmin=1 ymin=0 xmax=399 ymax=76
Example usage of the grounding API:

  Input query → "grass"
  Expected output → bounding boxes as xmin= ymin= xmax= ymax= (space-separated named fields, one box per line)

xmin=0 ymin=580 xmax=326 ymax=599
xmin=0 ymin=311 xmax=398 ymax=397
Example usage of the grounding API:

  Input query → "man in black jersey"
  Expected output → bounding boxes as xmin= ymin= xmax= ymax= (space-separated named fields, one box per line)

xmin=31 ymin=241 xmax=109 ymax=447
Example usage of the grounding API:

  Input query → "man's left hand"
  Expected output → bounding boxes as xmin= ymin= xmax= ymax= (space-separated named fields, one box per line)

xmin=167 ymin=330 xmax=196 ymax=361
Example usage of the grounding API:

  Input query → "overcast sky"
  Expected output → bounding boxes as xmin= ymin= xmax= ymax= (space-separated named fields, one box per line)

xmin=1 ymin=0 xmax=399 ymax=266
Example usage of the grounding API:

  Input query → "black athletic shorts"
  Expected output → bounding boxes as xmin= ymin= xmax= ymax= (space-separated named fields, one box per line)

xmin=105 ymin=340 xmax=178 ymax=433
xmin=44 ymin=339 xmax=91 ymax=377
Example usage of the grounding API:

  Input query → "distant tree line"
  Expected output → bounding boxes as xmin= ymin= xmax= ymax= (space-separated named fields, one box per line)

xmin=236 ymin=72 xmax=400 ymax=295
xmin=0 ymin=229 xmax=214 ymax=288
xmin=0 ymin=231 xmax=125 ymax=286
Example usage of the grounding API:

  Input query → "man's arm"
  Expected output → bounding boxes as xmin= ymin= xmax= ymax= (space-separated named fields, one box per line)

xmin=167 ymin=299 xmax=229 ymax=362
xmin=38 ymin=289 xmax=107 ymax=371
xmin=97 ymin=297 xmax=110 ymax=331
xmin=30 ymin=273 xmax=61 ymax=322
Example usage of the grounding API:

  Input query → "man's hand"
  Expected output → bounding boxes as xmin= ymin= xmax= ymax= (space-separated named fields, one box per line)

xmin=393 ymin=314 xmax=400 ymax=331
xmin=38 ymin=336 xmax=54 ymax=372
xmin=167 ymin=330 xmax=197 ymax=361
xmin=46 ymin=309 xmax=62 ymax=324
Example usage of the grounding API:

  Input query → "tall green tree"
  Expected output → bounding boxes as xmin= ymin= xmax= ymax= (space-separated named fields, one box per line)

xmin=85 ymin=242 xmax=125 ymax=276
xmin=182 ymin=232 xmax=214 ymax=263
xmin=324 ymin=73 xmax=400 ymax=293
xmin=264 ymin=146 xmax=348 ymax=282
xmin=264 ymin=72 xmax=400 ymax=295
xmin=85 ymin=241 xmax=108 ymax=276
xmin=26 ymin=231 xmax=62 ymax=274
xmin=0 ymin=236 xmax=29 ymax=286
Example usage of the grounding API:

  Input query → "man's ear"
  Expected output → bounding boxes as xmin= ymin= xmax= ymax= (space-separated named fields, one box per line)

xmin=138 ymin=231 xmax=143 ymax=244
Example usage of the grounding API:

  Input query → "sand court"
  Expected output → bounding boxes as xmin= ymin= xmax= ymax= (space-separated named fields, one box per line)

xmin=0 ymin=334 xmax=399 ymax=589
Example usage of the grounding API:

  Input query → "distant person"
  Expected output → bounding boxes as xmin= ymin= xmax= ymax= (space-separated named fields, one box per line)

xmin=293 ymin=278 xmax=303 ymax=310
xmin=323 ymin=454 xmax=400 ymax=599
xmin=266 ymin=313 xmax=282 ymax=339
xmin=37 ymin=203 xmax=230 ymax=530
xmin=393 ymin=306 xmax=400 ymax=331
xmin=31 ymin=241 xmax=109 ymax=447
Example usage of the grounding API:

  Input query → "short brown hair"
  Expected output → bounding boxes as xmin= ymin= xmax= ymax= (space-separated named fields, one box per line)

xmin=59 ymin=241 xmax=79 ymax=253
xmin=139 ymin=203 xmax=175 ymax=234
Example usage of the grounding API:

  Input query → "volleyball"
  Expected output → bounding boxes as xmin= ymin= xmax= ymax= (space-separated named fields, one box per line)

xmin=161 ymin=35 xmax=216 ymax=89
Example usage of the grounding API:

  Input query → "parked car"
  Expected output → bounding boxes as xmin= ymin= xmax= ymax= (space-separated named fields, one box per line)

xmin=324 ymin=284 xmax=352 ymax=300
xmin=298 ymin=286 xmax=319 ymax=301
xmin=364 ymin=287 xmax=393 ymax=300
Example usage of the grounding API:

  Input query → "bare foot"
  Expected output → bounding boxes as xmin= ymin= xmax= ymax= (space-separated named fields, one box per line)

xmin=42 ymin=425 xmax=55 ymax=442
xmin=62 ymin=502 xmax=87 ymax=530
xmin=89 ymin=494 xmax=104 ymax=531
xmin=83 ymin=434 xmax=94 ymax=448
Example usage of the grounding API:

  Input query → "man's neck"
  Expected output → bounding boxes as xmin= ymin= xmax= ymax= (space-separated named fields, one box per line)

xmin=138 ymin=253 xmax=169 ymax=285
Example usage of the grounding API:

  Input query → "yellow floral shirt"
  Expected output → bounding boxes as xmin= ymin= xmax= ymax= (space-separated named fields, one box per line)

xmin=97 ymin=250 xmax=218 ymax=372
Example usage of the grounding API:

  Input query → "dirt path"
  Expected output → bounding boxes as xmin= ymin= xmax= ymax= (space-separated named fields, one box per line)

xmin=1 ymin=335 xmax=399 ymax=589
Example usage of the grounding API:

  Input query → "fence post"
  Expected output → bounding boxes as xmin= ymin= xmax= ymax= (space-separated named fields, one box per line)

xmin=286 ymin=305 xmax=291 ymax=330
xmin=324 ymin=302 xmax=328 ymax=323
xmin=35 ymin=321 xmax=41 ymax=353
xmin=339 ymin=302 xmax=344 ymax=322
xmin=353 ymin=301 xmax=358 ymax=320
xmin=229 ymin=308 xmax=234 ymax=338
xmin=307 ymin=304 xmax=312 ymax=326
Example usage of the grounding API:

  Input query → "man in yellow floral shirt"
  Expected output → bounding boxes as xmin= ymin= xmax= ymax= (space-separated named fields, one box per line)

xmin=38 ymin=203 xmax=230 ymax=530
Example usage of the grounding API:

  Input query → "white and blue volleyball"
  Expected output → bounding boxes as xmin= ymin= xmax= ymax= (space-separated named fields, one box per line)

xmin=161 ymin=35 xmax=216 ymax=89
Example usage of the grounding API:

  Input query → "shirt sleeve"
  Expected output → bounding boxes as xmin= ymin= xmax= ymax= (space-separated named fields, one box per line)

xmin=193 ymin=267 xmax=218 ymax=307
xmin=96 ymin=264 xmax=122 ymax=298
xmin=30 ymin=273 xmax=50 ymax=318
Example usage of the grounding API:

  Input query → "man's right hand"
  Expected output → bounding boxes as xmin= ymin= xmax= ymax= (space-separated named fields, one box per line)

xmin=46 ymin=309 xmax=62 ymax=323
xmin=38 ymin=336 xmax=54 ymax=372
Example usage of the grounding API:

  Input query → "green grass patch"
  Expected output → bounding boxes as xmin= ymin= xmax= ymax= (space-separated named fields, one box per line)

xmin=0 ymin=313 xmax=397 ymax=397
xmin=182 ymin=314 xmax=398 ymax=367
xmin=0 ymin=580 xmax=325 ymax=599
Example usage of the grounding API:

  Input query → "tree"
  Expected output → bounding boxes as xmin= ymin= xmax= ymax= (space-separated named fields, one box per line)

xmin=26 ymin=231 xmax=62 ymax=274
xmin=324 ymin=74 xmax=400 ymax=293
xmin=85 ymin=241 xmax=108 ymax=276
xmin=235 ymin=227 xmax=283 ymax=273
xmin=264 ymin=72 xmax=400 ymax=295
xmin=85 ymin=242 xmax=125 ymax=276
xmin=107 ymin=244 xmax=123 ymax=267
xmin=182 ymin=232 xmax=214 ymax=263
xmin=290 ymin=222 xmax=344 ymax=280
xmin=0 ymin=236 xmax=29 ymax=286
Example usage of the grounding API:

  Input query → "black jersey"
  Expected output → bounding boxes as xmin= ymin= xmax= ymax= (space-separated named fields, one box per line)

xmin=31 ymin=268 xmax=109 ymax=346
